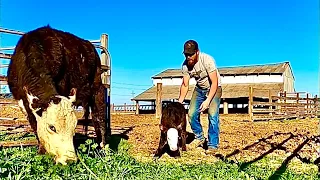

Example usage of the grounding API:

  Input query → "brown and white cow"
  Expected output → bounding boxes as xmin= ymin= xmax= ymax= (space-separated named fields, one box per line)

xmin=7 ymin=25 xmax=108 ymax=165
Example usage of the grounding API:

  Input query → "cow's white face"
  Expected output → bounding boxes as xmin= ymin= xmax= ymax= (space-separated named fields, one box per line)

xmin=25 ymin=87 xmax=78 ymax=165
xmin=167 ymin=128 xmax=179 ymax=151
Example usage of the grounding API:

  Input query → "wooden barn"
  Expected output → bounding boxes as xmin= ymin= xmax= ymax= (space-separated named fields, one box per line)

xmin=131 ymin=61 xmax=295 ymax=114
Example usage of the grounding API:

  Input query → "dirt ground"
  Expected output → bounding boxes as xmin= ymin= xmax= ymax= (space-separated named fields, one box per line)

xmin=1 ymin=102 xmax=319 ymax=172
xmin=111 ymin=114 xmax=319 ymax=162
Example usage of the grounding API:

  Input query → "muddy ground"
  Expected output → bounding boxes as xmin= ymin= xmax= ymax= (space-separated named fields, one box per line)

xmin=1 ymin=102 xmax=319 ymax=172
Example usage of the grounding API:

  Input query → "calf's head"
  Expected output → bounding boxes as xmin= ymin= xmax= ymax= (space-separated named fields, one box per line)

xmin=24 ymin=87 xmax=78 ymax=165
xmin=160 ymin=124 xmax=182 ymax=152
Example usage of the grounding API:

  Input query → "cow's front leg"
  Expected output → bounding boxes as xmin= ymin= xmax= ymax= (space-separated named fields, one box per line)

xmin=154 ymin=132 xmax=167 ymax=158
xmin=81 ymin=101 xmax=90 ymax=135
xmin=181 ymin=131 xmax=187 ymax=151
xmin=92 ymin=85 xmax=110 ymax=148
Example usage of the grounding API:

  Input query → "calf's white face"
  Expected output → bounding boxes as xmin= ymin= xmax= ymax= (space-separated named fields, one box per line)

xmin=25 ymin=88 xmax=78 ymax=165
xmin=167 ymin=128 xmax=179 ymax=151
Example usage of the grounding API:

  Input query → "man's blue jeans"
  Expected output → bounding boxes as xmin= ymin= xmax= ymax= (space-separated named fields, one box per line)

xmin=188 ymin=86 xmax=222 ymax=149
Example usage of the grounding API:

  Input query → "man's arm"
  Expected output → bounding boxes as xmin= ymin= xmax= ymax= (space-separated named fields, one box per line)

xmin=178 ymin=75 xmax=190 ymax=103
xmin=206 ymin=70 xmax=218 ymax=102
xmin=199 ymin=70 xmax=218 ymax=112
xmin=199 ymin=55 xmax=219 ymax=112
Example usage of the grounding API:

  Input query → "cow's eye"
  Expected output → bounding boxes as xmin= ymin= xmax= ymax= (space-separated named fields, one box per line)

xmin=48 ymin=125 xmax=57 ymax=133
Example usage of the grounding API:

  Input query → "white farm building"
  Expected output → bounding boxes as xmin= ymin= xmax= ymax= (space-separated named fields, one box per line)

xmin=131 ymin=61 xmax=295 ymax=114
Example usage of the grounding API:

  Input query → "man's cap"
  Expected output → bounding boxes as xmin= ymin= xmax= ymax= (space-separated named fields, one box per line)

xmin=183 ymin=40 xmax=199 ymax=54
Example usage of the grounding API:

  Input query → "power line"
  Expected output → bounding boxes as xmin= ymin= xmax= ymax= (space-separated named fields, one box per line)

xmin=131 ymin=90 xmax=135 ymax=105
xmin=111 ymin=93 xmax=134 ymax=97
xmin=112 ymin=86 xmax=147 ymax=91
xmin=112 ymin=82 xmax=150 ymax=87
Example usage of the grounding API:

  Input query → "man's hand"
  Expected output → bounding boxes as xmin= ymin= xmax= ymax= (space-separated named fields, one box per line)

xmin=178 ymin=75 xmax=190 ymax=103
xmin=199 ymin=99 xmax=210 ymax=112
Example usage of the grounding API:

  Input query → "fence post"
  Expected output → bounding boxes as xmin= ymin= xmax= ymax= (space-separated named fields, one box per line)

xmin=248 ymin=86 xmax=253 ymax=122
xmin=156 ymin=83 xmax=162 ymax=119
xmin=100 ymin=34 xmax=111 ymax=140
xmin=283 ymin=91 xmax=287 ymax=118
xmin=315 ymin=95 xmax=318 ymax=118
xmin=296 ymin=93 xmax=299 ymax=119
xmin=306 ymin=93 xmax=309 ymax=119
xmin=223 ymin=100 xmax=228 ymax=114
xmin=135 ymin=101 xmax=139 ymax=114
xmin=111 ymin=103 xmax=114 ymax=113
xmin=269 ymin=89 xmax=272 ymax=117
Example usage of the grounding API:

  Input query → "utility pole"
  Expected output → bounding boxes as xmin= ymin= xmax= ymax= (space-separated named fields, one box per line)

xmin=131 ymin=90 xmax=135 ymax=105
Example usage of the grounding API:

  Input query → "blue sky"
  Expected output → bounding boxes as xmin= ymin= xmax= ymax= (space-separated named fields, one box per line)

xmin=0 ymin=0 xmax=318 ymax=105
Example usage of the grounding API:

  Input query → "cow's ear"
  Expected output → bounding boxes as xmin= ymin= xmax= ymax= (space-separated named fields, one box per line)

xmin=68 ymin=88 xmax=77 ymax=103
xmin=23 ymin=86 xmax=41 ymax=119
xmin=177 ymin=123 xmax=182 ymax=130
xmin=24 ymin=86 xmax=38 ymax=108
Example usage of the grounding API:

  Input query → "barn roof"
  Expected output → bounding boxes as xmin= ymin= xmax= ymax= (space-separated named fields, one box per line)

xmin=131 ymin=83 xmax=283 ymax=101
xmin=152 ymin=61 xmax=291 ymax=79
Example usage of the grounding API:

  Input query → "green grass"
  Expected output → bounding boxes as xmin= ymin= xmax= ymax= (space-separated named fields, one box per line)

xmin=0 ymin=132 xmax=36 ymax=142
xmin=0 ymin=134 xmax=319 ymax=180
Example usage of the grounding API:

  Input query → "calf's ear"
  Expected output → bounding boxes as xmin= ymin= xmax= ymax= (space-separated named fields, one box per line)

xmin=177 ymin=123 xmax=182 ymax=130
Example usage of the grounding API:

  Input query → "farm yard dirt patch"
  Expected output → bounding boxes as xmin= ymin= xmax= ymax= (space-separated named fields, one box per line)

xmin=1 ymin=102 xmax=319 ymax=173
xmin=111 ymin=114 xmax=319 ymax=165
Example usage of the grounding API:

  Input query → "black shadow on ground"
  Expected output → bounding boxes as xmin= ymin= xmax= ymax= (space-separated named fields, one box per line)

xmin=278 ymin=135 xmax=320 ymax=179
xmin=210 ymin=132 xmax=319 ymax=180
xmin=186 ymin=131 xmax=195 ymax=144
xmin=267 ymin=136 xmax=311 ymax=180
xmin=153 ymin=144 xmax=182 ymax=159
xmin=213 ymin=132 xmax=292 ymax=163
xmin=238 ymin=133 xmax=296 ymax=170
xmin=73 ymin=126 xmax=134 ymax=155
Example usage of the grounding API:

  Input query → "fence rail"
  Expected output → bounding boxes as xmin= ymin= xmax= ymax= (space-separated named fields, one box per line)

xmin=110 ymin=103 xmax=190 ymax=114
xmin=0 ymin=26 xmax=111 ymax=90
xmin=248 ymin=86 xmax=319 ymax=121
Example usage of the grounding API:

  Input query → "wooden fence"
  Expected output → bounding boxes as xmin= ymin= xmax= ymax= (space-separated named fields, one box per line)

xmin=0 ymin=27 xmax=111 ymax=89
xmin=111 ymin=103 xmax=153 ymax=114
xmin=110 ymin=103 xmax=190 ymax=114
xmin=249 ymin=86 xmax=319 ymax=121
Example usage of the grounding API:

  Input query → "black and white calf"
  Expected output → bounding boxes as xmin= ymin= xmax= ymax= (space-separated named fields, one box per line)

xmin=154 ymin=102 xmax=187 ymax=158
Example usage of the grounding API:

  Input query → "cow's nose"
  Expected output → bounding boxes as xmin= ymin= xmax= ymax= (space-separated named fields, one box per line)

xmin=170 ymin=146 xmax=178 ymax=151
xmin=66 ymin=152 xmax=78 ymax=162
xmin=56 ymin=151 xmax=78 ymax=165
